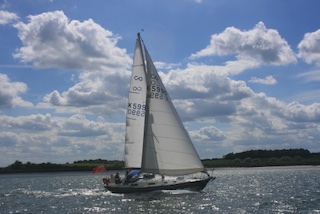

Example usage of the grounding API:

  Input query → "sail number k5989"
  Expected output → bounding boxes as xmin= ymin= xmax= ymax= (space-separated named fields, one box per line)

xmin=127 ymin=102 xmax=145 ymax=117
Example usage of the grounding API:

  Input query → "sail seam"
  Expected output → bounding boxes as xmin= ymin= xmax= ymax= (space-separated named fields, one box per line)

xmin=132 ymin=64 xmax=144 ymax=67
xmin=146 ymin=134 xmax=190 ymax=142
xmin=129 ymin=91 xmax=141 ymax=94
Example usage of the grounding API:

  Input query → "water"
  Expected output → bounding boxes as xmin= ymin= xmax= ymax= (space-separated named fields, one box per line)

xmin=0 ymin=166 xmax=319 ymax=213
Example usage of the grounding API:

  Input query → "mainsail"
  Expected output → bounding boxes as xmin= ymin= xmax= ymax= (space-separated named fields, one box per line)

xmin=141 ymin=43 xmax=205 ymax=176
xmin=124 ymin=34 xmax=147 ymax=168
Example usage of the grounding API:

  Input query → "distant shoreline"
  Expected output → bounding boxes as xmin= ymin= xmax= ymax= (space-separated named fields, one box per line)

xmin=2 ymin=149 xmax=319 ymax=174
xmin=1 ymin=164 xmax=319 ymax=174
xmin=1 ymin=159 xmax=319 ymax=174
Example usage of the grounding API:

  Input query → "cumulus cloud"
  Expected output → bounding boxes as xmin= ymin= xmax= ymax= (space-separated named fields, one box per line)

xmin=154 ymin=61 xmax=181 ymax=70
xmin=0 ymin=73 xmax=33 ymax=108
xmin=281 ymin=101 xmax=320 ymax=123
xmin=161 ymin=64 xmax=254 ymax=122
xmin=165 ymin=64 xmax=254 ymax=99
xmin=4 ymin=11 xmax=320 ymax=163
xmin=219 ymin=92 xmax=320 ymax=156
xmin=161 ymin=62 xmax=320 ymax=157
xmin=12 ymin=11 xmax=132 ymax=113
xmin=0 ymin=10 xmax=18 ymax=25
xmin=248 ymin=75 xmax=277 ymax=85
xmin=190 ymin=126 xmax=226 ymax=141
xmin=191 ymin=22 xmax=296 ymax=68
xmin=13 ymin=10 xmax=131 ymax=71
xmin=40 ymin=70 xmax=129 ymax=114
xmin=298 ymin=29 xmax=320 ymax=66
xmin=0 ymin=113 xmax=124 ymax=166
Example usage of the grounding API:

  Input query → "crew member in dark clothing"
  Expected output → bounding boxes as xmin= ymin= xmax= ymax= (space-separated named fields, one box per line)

xmin=115 ymin=172 xmax=121 ymax=184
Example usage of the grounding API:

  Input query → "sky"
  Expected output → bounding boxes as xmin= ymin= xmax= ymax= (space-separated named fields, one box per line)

xmin=1 ymin=0 xmax=320 ymax=167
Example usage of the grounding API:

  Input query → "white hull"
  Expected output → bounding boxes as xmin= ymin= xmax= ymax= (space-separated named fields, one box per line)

xmin=104 ymin=173 xmax=215 ymax=194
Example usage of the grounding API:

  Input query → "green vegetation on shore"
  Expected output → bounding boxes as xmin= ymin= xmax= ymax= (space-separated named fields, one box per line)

xmin=203 ymin=148 xmax=320 ymax=168
xmin=1 ymin=149 xmax=319 ymax=173
xmin=0 ymin=159 xmax=123 ymax=174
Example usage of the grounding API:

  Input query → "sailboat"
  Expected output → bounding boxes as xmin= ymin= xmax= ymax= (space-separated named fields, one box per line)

xmin=104 ymin=33 xmax=215 ymax=194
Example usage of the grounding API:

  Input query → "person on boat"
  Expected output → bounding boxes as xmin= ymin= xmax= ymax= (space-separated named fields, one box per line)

xmin=123 ymin=169 xmax=131 ymax=184
xmin=115 ymin=172 xmax=121 ymax=184
xmin=102 ymin=177 xmax=110 ymax=185
xmin=125 ymin=169 xmax=131 ymax=178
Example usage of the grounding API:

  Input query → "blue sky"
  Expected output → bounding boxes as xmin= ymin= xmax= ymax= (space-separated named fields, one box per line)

xmin=1 ymin=0 xmax=320 ymax=166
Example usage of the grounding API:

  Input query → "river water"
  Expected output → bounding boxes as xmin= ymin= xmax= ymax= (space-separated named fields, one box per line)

xmin=0 ymin=166 xmax=319 ymax=213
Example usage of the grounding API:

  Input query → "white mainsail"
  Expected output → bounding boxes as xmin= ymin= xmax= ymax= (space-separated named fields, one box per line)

xmin=124 ymin=35 xmax=147 ymax=168
xmin=141 ymin=44 xmax=205 ymax=176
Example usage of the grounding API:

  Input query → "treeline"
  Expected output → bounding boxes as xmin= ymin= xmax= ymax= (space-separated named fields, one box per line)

xmin=73 ymin=159 xmax=109 ymax=164
xmin=203 ymin=149 xmax=320 ymax=168
xmin=0 ymin=159 xmax=124 ymax=173
xmin=223 ymin=149 xmax=311 ymax=159
xmin=1 ymin=149 xmax=320 ymax=173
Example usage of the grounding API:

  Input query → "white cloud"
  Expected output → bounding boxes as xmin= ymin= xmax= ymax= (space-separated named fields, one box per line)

xmin=161 ymin=64 xmax=320 ymax=157
xmin=3 ymin=11 xmax=320 ymax=163
xmin=2 ymin=66 xmax=320 ymax=164
xmin=248 ymin=75 xmax=277 ymax=85
xmin=164 ymin=63 xmax=254 ymax=100
xmin=298 ymin=29 xmax=320 ymax=66
xmin=0 ymin=73 xmax=33 ymax=108
xmin=12 ymin=11 xmax=133 ymax=114
xmin=0 ymin=10 xmax=18 ymax=25
xmin=281 ymin=101 xmax=320 ymax=123
xmin=40 ymin=70 xmax=129 ymax=115
xmin=221 ymin=93 xmax=320 ymax=155
xmin=190 ymin=126 xmax=226 ymax=141
xmin=0 ymin=113 xmax=124 ymax=166
xmin=191 ymin=22 xmax=297 ymax=68
xmin=13 ymin=10 xmax=131 ymax=71
xmin=296 ymin=68 xmax=320 ymax=83
xmin=154 ymin=61 xmax=181 ymax=70
xmin=287 ymin=89 xmax=320 ymax=105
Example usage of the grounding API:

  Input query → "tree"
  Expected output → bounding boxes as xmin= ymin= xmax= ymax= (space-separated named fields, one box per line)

xmin=243 ymin=157 xmax=252 ymax=166
xmin=280 ymin=156 xmax=292 ymax=162
xmin=9 ymin=160 xmax=24 ymax=170
xmin=233 ymin=158 xmax=242 ymax=166
xmin=268 ymin=157 xmax=278 ymax=165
